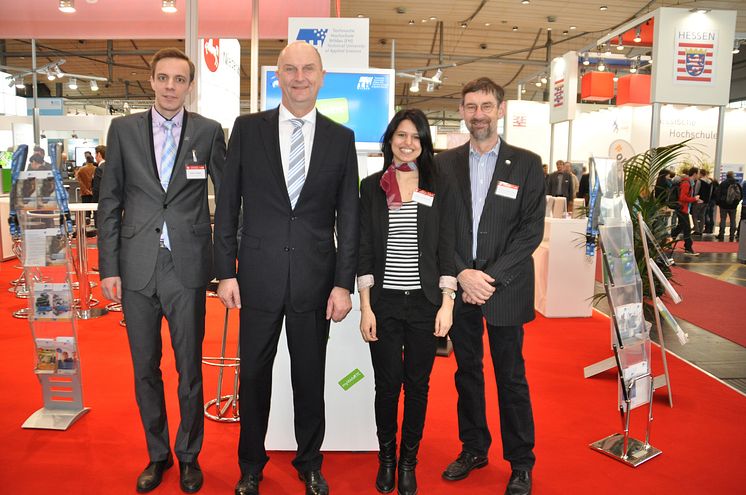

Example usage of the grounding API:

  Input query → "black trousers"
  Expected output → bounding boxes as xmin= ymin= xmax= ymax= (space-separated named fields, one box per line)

xmin=369 ymin=289 xmax=438 ymax=448
xmin=237 ymin=300 xmax=330 ymax=475
xmin=671 ymin=209 xmax=693 ymax=251
xmin=122 ymin=248 xmax=206 ymax=463
xmin=449 ymin=302 xmax=535 ymax=471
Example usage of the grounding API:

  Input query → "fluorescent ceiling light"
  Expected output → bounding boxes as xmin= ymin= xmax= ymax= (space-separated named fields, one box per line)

xmin=59 ymin=0 xmax=76 ymax=13
xmin=162 ymin=0 xmax=177 ymax=13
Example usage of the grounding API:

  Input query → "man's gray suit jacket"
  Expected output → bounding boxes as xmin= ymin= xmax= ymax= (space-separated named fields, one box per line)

xmin=98 ymin=109 xmax=226 ymax=291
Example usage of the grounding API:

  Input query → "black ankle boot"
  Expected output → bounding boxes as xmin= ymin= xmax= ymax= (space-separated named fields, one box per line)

xmin=375 ymin=439 xmax=397 ymax=493
xmin=397 ymin=442 xmax=418 ymax=495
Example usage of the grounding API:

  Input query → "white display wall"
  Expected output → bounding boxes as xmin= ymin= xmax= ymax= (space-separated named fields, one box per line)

xmin=499 ymin=102 xmax=746 ymax=169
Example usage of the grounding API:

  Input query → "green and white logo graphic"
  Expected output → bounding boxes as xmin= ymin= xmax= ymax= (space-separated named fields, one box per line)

xmin=338 ymin=368 xmax=364 ymax=391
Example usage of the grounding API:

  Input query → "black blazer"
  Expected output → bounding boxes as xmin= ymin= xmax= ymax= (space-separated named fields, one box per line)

xmin=435 ymin=140 xmax=545 ymax=326
xmin=213 ymin=108 xmax=359 ymax=313
xmin=358 ymin=169 xmax=456 ymax=306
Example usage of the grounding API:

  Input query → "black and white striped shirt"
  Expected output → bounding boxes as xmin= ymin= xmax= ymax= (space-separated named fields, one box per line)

xmin=382 ymin=201 xmax=421 ymax=290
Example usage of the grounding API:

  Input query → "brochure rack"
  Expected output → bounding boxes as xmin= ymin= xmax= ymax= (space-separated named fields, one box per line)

xmin=585 ymin=157 xmax=662 ymax=467
xmin=9 ymin=145 xmax=89 ymax=430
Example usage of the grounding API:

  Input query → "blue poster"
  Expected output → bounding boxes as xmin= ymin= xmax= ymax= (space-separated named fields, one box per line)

xmin=262 ymin=68 xmax=394 ymax=147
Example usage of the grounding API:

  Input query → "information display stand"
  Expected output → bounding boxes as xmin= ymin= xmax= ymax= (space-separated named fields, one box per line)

xmin=8 ymin=145 xmax=89 ymax=430
xmin=585 ymin=157 xmax=661 ymax=467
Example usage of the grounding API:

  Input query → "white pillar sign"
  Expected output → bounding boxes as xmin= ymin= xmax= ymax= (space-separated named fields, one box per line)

xmin=197 ymin=38 xmax=240 ymax=132
xmin=288 ymin=17 xmax=369 ymax=69
xmin=550 ymin=51 xmax=578 ymax=124
xmin=651 ymin=8 xmax=736 ymax=106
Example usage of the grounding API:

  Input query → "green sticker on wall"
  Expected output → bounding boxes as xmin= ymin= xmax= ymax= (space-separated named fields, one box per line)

xmin=338 ymin=368 xmax=364 ymax=391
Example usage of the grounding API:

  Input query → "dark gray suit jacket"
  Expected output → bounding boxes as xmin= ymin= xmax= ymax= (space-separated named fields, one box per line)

xmin=435 ymin=140 xmax=545 ymax=326
xmin=98 ymin=109 xmax=226 ymax=291
xmin=213 ymin=108 xmax=359 ymax=313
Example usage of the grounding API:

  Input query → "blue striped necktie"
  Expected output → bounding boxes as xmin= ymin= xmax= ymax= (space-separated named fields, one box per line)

xmin=287 ymin=118 xmax=306 ymax=209
xmin=159 ymin=119 xmax=177 ymax=249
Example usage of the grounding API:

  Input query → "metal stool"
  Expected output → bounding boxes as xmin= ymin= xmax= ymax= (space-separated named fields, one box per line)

xmin=202 ymin=308 xmax=240 ymax=422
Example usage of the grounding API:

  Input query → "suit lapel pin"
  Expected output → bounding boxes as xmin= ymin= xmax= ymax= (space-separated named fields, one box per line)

xmin=505 ymin=159 xmax=511 ymax=166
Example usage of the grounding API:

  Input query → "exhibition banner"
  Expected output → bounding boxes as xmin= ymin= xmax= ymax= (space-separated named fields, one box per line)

xmin=549 ymin=51 xmax=578 ymax=124
xmin=651 ymin=7 xmax=736 ymax=106
xmin=197 ymin=38 xmax=240 ymax=131
xmin=288 ymin=17 xmax=369 ymax=69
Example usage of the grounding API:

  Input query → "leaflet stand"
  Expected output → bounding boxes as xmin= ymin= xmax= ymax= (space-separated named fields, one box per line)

xmin=9 ymin=145 xmax=89 ymax=430
xmin=583 ymin=182 xmax=674 ymax=409
xmin=585 ymin=157 xmax=661 ymax=467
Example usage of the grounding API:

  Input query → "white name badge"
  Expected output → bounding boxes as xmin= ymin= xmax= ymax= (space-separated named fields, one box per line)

xmin=495 ymin=181 xmax=519 ymax=199
xmin=412 ymin=189 xmax=434 ymax=207
xmin=185 ymin=163 xmax=206 ymax=180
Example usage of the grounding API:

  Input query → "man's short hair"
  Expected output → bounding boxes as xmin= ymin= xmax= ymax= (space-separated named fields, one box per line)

xmin=700 ymin=169 xmax=708 ymax=176
xmin=687 ymin=167 xmax=699 ymax=176
xmin=461 ymin=77 xmax=505 ymax=105
xmin=29 ymin=154 xmax=44 ymax=163
xmin=33 ymin=146 xmax=44 ymax=154
xmin=150 ymin=48 xmax=195 ymax=82
xmin=95 ymin=145 xmax=106 ymax=160
xmin=726 ymin=171 xmax=735 ymax=179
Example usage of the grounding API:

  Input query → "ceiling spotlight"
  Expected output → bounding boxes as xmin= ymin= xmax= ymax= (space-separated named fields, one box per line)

xmin=54 ymin=66 xmax=64 ymax=79
xmin=432 ymin=68 xmax=443 ymax=83
xmin=535 ymin=81 xmax=542 ymax=87
xmin=630 ymin=62 xmax=638 ymax=73
xmin=613 ymin=72 xmax=619 ymax=82
xmin=410 ymin=72 xmax=422 ymax=93
xmin=68 ymin=78 xmax=78 ymax=90
xmin=422 ymin=19 xmax=428 ymax=23
xmin=521 ymin=0 xmax=530 ymax=4
xmin=408 ymin=20 xmax=415 ymax=25
xmin=485 ymin=22 xmax=491 ymax=26
xmin=521 ymin=88 xmax=527 ymax=94
xmin=15 ymin=78 xmax=25 ymax=89
xmin=597 ymin=61 xmax=606 ymax=71
xmin=633 ymin=26 xmax=642 ymax=43
xmin=429 ymin=16 xmax=437 ymax=20
xmin=617 ymin=35 xmax=624 ymax=50
xmin=540 ymin=75 xmax=548 ymax=84
xmin=47 ymin=72 xmax=56 ymax=81
xmin=599 ymin=5 xmax=607 ymax=11
xmin=733 ymin=40 xmax=741 ymax=54
xmin=357 ymin=14 xmax=365 ymax=18
xmin=161 ymin=0 xmax=177 ymax=13
xmin=582 ymin=54 xmax=590 ymax=66
xmin=89 ymin=80 xmax=99 ymax=91
xmin=512 ymin=26 xmax=518 ymax=31
xmin=426 ymin=82 xmax=435 ymax=92
xmin=461 ymin=22 xmax=468 ymax=28
xmin=547 ymin=27 xmax=552 ymax=31
xmin=569 ymin=25 xmax=577 ymax=30
xmin=562 ymin=30 xmax=569 ymax=35
xmin=58 ymin=0 xmax=76 ymax=13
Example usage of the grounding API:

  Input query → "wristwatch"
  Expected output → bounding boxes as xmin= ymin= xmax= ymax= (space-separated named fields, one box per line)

xmin=442 ymin=289 xmax=456 ymax=300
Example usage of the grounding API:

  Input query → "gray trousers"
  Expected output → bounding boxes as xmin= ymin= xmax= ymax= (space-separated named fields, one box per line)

xmin=122 ymin=247 xmax=206 ymax=463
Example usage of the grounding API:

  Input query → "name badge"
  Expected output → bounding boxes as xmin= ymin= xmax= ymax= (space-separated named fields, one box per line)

xmin=495 ymin=181 xmax=519 ymax=199
xmin=185 ymin=163 xmax=206 ymax=180
xmin=412 ymin=188 xmax=434 ymax=207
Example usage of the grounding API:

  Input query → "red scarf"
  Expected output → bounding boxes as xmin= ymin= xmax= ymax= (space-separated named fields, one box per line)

xmin=380 ymin=162 xmax=417 ymax=209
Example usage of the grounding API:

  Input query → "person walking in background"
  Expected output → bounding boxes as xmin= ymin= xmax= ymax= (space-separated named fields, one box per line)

xmin=691 ymin=168 xmax=712 ymax=237
xmin=717 ymin=171 xmax=743 ymax=241
xmin=671 ymin=167 xmax=701 ymax=255
xmin=214 ymin=41 xmax=359 ymax=495
xmin=357 ymin=109 xmax=456 ymax=495
xmin=435 ymin=77 xmax=545 ymax=495
xmin=98 ymin=47 xmax=225 ymax=494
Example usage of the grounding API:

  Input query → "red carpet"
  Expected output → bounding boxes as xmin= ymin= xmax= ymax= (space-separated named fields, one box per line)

xmin=662 ymin=266 xmax=746 ymax=347
xmin=1 ymin=260 xmax=745 ymax=494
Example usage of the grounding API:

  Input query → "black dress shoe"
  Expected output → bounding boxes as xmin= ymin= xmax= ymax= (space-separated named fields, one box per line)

xmin=441 ymin=452 xmax=488 ymax=481
xmin=504 ymin=470 xmax=532 ymax=495
xmin=235 ymin=473 xmax=262 ymax=495
xmin=179 ymin=460 xmax=203 ymax=493
xmin=298 ymin=470 xmax=329 ymax=495
xmin=136 ymin=453 xmax=174 ymax=493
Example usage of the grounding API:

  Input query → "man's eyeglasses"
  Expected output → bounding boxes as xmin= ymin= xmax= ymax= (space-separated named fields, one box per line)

xmin=462 ymin=102 xmax=498 ymax=114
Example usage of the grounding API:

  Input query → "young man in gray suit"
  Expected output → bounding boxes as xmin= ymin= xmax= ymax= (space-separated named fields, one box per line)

xmin=214 ymin=41 xmax=359 ymax=495
xmin=435 ymin=78 xmax=545 ymax=495
xmin=98 ymin=48 xmax=225 ymax=494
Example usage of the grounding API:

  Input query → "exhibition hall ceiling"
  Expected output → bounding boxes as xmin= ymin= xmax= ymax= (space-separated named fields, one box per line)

xmin=1 ymin=0 xmax=745 ymax=122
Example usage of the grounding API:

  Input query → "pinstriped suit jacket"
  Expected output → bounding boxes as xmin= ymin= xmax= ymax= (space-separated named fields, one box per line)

xmin=435 ymin=140 xmax=546 ymax=326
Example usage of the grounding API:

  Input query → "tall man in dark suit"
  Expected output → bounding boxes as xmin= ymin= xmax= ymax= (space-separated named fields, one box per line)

xmin=214 ymin=41 xmax=359 ymax=495
xmin=98 ymin=48 xmax=225 ymax=494
xmin=435 ymin=78 xmax=545 ymax=495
